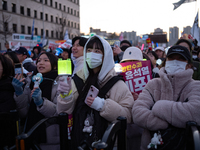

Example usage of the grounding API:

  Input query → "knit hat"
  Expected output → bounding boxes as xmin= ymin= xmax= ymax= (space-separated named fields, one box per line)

xmin=120 ymin=46 xmax=143 ymax=63
xmin=120 ymin=40 xmax=132 ymax=47
xmin=167 ymin=45 xmax=191 ymax=62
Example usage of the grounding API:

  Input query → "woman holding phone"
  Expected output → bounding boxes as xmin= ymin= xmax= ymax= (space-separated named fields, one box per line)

xmin=12 ymin=52 xmax=62 ymax=149
xmin=57 ymin=35 xmax=134 ymax=149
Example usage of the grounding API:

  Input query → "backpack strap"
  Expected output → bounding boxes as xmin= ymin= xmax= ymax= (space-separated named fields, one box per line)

xmin=98 ymin=75 xmax=124 ymax=98
xmin=72 ymin=74 xmax=84 ymax=95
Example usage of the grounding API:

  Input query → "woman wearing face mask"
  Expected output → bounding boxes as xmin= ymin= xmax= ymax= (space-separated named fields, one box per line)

xmin=12 ymin=52 xmax=62 ymax=149
xmin=132 ymin=45 xmax=200 ymax=150
xmin=57 ymin=35 xmax=134 ymax=149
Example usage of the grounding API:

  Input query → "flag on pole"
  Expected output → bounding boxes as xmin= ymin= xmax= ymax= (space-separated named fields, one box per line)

xmin=119 ymin=32 xmax=124 ymax=41
xmin=190 ymin=11 xmax=200 ymax=46
xmin=64 ymin=30 xmax=69 ymax=41
xmin=173 ymin=0 xmax=196 ymax=10
xmin=31 ymin=19 xmax=35 ymax=40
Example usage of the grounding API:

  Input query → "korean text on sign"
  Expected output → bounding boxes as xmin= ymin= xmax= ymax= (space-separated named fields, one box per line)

xmin=120 ymin=60 xmax=152 ymax=94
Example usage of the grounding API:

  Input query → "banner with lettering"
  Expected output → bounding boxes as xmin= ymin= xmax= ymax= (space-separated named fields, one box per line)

xmin=119 ymin=60 xmax=152 ymax=94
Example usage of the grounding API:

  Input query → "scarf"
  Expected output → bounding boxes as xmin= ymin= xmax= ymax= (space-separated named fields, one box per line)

xmin=72 ymin=56 xmax=84 ymax=77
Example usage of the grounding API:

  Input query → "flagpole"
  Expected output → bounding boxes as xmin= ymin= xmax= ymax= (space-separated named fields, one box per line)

xmin=42 ymin=0 xmax=45 ymax=46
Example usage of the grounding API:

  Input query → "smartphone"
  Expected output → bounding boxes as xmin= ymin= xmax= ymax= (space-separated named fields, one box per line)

xmin=114 ymin=41 xmax=120 ymax=48
xmin=15 ymin=63 xmax=23 ymax=75
xmin=85 ymin=85 xmax=99 ymax=103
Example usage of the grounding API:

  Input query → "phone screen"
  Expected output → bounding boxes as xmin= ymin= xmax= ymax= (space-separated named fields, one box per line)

xmin=15 ymin=64 xmax=22 ymax=75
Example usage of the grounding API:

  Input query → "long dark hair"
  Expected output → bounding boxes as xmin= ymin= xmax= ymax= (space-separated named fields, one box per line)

xmin=86 ymin=37 xmax=104 ymax=55
xmin=36 ymin=52 xmax=58 ymax=70
xmin=0 ymin=54 xmax=15 ymax=78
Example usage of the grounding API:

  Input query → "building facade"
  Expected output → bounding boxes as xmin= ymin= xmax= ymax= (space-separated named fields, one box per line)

xmin=122 ymin=31 xmax=137 ymax=46
xmin=149 ymin=28 xmax=168 ymax=48
xmin=183 ymin=26 xmax=191 ymax=35
xmin=0 ymin=0 xmax=80 ymax=50
xmin=169 ymin=26 xmax=179 ymax=46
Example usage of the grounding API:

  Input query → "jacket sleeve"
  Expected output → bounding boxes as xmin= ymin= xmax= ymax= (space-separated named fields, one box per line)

xmin=152 ymin=82 xmax=200 ymax=128
xmin=100 ymin=80 xmax=134 ymax=123
xmin=14 ymin=77 xmax=32 ymax=118
xmin=56 ymin=79 xmax=79 ymax=114
xmin=132 ymin=80 xmax=168 ymax=131
xmin=36 ymin=80 xmax=60 ymax=117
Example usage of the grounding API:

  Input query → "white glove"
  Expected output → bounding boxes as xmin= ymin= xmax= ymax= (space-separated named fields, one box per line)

xmin=90 ymin=96 xmax=105 ymax=111
xmin=57 ymin=76 xmax=72 ymax=97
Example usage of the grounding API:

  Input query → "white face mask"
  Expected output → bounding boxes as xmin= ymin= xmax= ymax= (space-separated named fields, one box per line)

xmin=86 ymin=52 xmax=103 ymax=69
xmin=165 ymin=60 xmax=187 ymax=75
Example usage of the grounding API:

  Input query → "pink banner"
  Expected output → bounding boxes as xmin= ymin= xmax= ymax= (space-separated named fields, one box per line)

xmin=119 ymin=60 xmax=152 ymax=94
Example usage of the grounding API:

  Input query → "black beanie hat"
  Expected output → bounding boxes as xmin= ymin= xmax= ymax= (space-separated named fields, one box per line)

xmin=72 ymin=36 xmax=88 ymax=47
xmin=120 ymin=40 xmax=132 ymax=47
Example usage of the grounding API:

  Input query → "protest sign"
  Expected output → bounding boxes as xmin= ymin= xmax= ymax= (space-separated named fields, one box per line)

xmin=119 ymin=60 xmax=152 ymax=94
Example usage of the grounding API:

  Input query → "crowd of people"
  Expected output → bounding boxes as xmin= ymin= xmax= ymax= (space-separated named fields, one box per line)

xmin=1 ymin=35 xmax=200 ymax=150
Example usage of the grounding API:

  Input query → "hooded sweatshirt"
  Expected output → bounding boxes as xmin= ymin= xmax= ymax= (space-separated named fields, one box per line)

xmin=57 ymin=35 xmax=134 ymax=123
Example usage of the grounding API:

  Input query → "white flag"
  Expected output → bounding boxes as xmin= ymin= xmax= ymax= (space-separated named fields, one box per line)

xmin=191 ymin=12 xmax=200 ymax=46
xmin=64 ymin=30 xmax=69 ymax=41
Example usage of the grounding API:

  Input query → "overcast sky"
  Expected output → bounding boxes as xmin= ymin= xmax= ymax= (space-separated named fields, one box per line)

xmin=80 ymin=0 xmax=199 ymax=36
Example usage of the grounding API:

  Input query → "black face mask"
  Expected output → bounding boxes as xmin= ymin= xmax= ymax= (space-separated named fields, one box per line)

xmin=120 ymin=46 xmax=130 ymax=51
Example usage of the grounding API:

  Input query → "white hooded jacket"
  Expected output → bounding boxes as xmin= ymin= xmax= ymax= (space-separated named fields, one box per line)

xmin=57 ymin=35 xmax=134 ymax=123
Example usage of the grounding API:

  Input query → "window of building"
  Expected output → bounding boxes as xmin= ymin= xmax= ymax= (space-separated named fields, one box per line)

xmin=2 ymin=0 xmax=7 ymax=10
xmin=67 ymin=7 xmax=70 ymax=13
xmin=27 ymin=8 xmax=31 ymax=17
xmin=74 ymin=23 xmax=76 ymax=28
xmin=60 ymin=32 xmax=63 ymax=39
xmin=40 ymin=12 xmax=43 ymax=20
xmin=46 ymin=30 xmax=48 ymax=37
xmin=40 ymin=0 xmax=43 ymax=3
xmin=41 ymin=29 xmax=43 ymax=37
xmin=55 ymin=2 xmax=57 ymax=8
xmin=4 ymin=22 xmax=8 ymax=32
xmin=77 ymin=0 xmax=79 ymax=5
xmin=13 ymin=24 xmax=17 ymax=33
xmin=45 ymin=0 xmax=47 ymax=4
xmin=45 ymin=14 xmax=48 ymax=21
xmin=68 ymin=21 xmax=70 ymax=27
xmin=71 ymin=22 xmax=73 ymax=28
xmin=63 ymin=5 xmax=66 ymax=11
xmin=71 ymin=8 xmax=73 ymax=15
xmin=20 ymin=6 xmax=24 ymax=15
xmin=59 ymin=3 xmax=61 ymax=10
xmin=12 ymin=3 xmax=16 ymax=13
xmin=51 ymin=15 xmax=53 ymax=22
xmin=74 ymin=10 xmax=76 ymax=16
xmin=50 ymin=0 xmax=53 ymax=6
xmin=51 ymin=30 xmax=54 ymax=38
xmin=35 ymin=28 xmax=38 ymax=35
xmin=34 ymin=10 xmax=37 ymax=18
xmin=77 ymin=11 xmax=79 ymax=17
xmin=59 ymin=18 xmax=62 ymax=24
xmin=28 ymin=26 xmax=31 ymax=34
xmin=56 ymin=31 xmax=58 ymax=38
xmin=77 ymin=23 xmax=79 ymax=29
xmin=21 ymin=25 xmax=25 ymax=34
xmin=56 ymin=17 xmax=58 ymax=23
